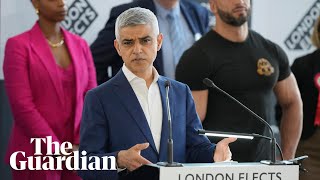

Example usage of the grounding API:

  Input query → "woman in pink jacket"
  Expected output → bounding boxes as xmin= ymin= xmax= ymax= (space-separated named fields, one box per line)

xmin=3 ymin=0 xmax=97 ymax=179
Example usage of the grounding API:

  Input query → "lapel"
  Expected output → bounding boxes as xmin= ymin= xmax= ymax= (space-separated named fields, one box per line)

xmin=29 ymin=22 xmax=64 ymax=105
xmin=147 ymin=0 xmax=199 ymax=36
xmin=62 ymin=29 xmax=82 ymax=133
xmin=157 ymin=76 xmax=176 ymax=161
xmin=180 ymin=1 xmax=198 ymax=36
xmin=62 ymin=29 xmax=81 ymax=104
xmin=111 ymin=70 xmax=158 ymax=154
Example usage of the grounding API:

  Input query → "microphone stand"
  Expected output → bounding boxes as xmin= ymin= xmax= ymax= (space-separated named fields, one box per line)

xmin=157 ymin=81 xmax=183 ymax=167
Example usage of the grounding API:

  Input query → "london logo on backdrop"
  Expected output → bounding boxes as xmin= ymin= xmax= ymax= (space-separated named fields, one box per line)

xmin=285 ymin=0 xmax=320 ymax=51
xmin=61 ymin=0 xmax=98 ymax=36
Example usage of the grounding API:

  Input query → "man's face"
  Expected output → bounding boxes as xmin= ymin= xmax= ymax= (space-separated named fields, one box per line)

xmin=211 ymin=0 xmax=251 ymax=27
xmin=114 ymin=24 xmax=162 ymax=75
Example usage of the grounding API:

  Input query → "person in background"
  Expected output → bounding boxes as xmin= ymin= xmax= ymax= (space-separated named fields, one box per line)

xmin=176 ymin=0 xmax=302 ymax=162
xmin=291 ymin=16 xmax=320 ymax=180
xmin=78 ymin=7 xmax=236 ymax=180
xmin=91 ymin=0 xmax=211 ymax=84
xmin=3 ymin=0 xmax=97 ymax=179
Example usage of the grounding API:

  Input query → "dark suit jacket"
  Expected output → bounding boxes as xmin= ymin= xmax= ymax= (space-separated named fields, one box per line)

xmin=78 ymin=70 xmax=215 ymax=180
xmin=91 ymin=0 xmax=211 ymax=84
xmin=291 ymin=49 xmax=320 ymax=140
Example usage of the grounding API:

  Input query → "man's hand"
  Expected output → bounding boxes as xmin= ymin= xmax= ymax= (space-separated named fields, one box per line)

xmin=213 ymin=137 xmax=237 ymax=162
xmin=117 ymin=143 xmax=152 ymax=171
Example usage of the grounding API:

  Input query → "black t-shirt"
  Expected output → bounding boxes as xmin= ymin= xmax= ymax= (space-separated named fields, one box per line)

xmin=176 ymin=30 xmax=291 ymax=162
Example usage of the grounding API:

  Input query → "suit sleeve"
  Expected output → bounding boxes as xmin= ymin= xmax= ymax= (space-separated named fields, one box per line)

xmin=90 ymin=7 xmax=122 ymax=85
xmin=184 ymin=85 xmax=215 ymax=162
xmin=3 ymin=38 xmax=61 ymax=144
xmin=78 ymin=90 xmax=119 ymax=180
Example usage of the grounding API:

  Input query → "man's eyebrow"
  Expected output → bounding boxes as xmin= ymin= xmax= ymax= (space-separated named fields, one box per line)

xmin=121 ymin=36 xmax=152 ymax=42
xmin=122 ymin=38 xmax=134 ymax=42
xmin=139 ymin=36 xmax=152 ymax=40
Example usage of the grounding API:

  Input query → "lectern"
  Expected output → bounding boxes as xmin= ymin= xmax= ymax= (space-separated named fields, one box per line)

xmin=119 ymin=162 xmax=299 ymax=180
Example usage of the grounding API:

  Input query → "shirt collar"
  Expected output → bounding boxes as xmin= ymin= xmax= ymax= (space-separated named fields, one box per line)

xmin=122 ymin=64 xmax=159 ymax=84
xmin=153 ymin=0 xmax=181 ymax=19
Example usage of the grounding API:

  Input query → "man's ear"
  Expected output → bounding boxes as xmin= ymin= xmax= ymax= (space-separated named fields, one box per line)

xmin=114 ymin=39 xmax=122 ymax=56
xmin=157 ymin=33 xmax=163 ymax=51
xmin=209 ymin=0 xmax=217 ymax=14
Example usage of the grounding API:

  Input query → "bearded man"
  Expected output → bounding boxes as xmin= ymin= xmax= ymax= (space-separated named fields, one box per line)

xmin=176 ymin=0 xmax=302 ymax=162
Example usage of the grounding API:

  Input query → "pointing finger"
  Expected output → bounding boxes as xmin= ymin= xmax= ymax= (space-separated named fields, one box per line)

xmin=132 ymin=143 xmax=149 ymax=151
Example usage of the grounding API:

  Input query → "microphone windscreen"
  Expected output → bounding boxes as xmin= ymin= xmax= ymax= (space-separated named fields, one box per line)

xmin=165 ymin=80 xmax=171 ymax=88
xmin=202 ymin=78 xmax=215 ymax=88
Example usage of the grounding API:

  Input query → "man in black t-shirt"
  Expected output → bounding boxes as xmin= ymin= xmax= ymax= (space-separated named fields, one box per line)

xmin=176 ymin=0 xmax=302 ymax=162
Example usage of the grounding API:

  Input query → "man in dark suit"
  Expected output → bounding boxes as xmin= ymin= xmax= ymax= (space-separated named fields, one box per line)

xmin=78 ymin=7 xmax=235 ymax=180
xmin=91 ymin=0 xmax=211 ymax=84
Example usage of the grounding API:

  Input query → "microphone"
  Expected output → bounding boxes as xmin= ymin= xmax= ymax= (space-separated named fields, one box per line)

xmin=202 ymin=78 xmax=280 ymax=164
xmin=157 ymin=80 xmax=183 ymax=167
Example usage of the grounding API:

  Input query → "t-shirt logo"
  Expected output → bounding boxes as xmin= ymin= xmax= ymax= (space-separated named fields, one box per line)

xmin=257 ymin=58 xmax=274 ymax=76
xmin=314 ymin=73 xmax=320 ymax=90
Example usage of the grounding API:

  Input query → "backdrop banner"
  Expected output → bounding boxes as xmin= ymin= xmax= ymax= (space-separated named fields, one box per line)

xmin=1 ymin=0 xmax=318 ymax=80
xmin=252 ymin=0 xmax=320 ymax=64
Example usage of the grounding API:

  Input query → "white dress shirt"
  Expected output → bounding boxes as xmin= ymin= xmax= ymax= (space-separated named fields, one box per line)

xmin=122 ymin=65 xmax=163 ymax=152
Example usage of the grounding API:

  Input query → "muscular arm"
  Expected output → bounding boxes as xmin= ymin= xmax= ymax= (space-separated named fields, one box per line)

xmin=274 ymin=73 xmax=302 ymax=160
xmin=190 ymin=87 xmax=237 ymax=162
xmin=191 ymin=90 xmax=209 ymax=122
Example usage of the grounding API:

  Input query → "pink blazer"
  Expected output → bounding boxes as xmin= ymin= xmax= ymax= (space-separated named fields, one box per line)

xmin=3 ymin=22 xmax=97 ymax=163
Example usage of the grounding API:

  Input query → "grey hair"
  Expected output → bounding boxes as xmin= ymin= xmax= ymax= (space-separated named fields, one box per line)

xmin=115 ymin=7 xmax=159 ymax=40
